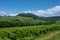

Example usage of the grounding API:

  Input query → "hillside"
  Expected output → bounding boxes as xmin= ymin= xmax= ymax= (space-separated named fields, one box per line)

xmin=0 ymin=16 xmax=49 ymax=27
xmin=0 ymin=24 xmax=60 ymax=40
xmin=17 ymin=13 xmax=60 ymax=21
xmin=17 ymin=13 xmax=42 ymax=20
xmin=36 ymin=30 xmax=60 ymax=40
xmin=0 ymin=13 xmax=60 ymax=27
xmin=0 ymin=13 xmax=60 ymax=40
xmin=44 ymin=16 xmax=60 ymax=21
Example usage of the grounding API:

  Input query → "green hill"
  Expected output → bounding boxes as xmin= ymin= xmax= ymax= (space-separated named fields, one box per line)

xmin=0 ymin=16 xmax=49 ymax=27
xmin=44 ymin=16 xmax=60 ymax=21
xmin=0 ymin=13 xmax=60 ymax=40
xmin=17 ymin=13 xmax=60 ymax=21
xmin=17 ymin=13 xmax=60 ymax=24
xmin=0 ymin=13 xmax=60 ymax=27
xmin=17 ymin=13 xmax=42 ymax=20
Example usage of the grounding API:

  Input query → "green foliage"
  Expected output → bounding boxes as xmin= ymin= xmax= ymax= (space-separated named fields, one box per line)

xmin=44 ymin=16 xmax=60 ymax=22
xmin=48 ymin=31 xmax=60 ymax=40
xmin=0 ymin=13 xmax=60 ymax=40
xmin=0 ymin=16 xmax=50 ymax=27
xmin=17 ymin=13 xmax=41 ymax=20
xmin=0 ymin=13 xmax=60 ymax=27
xmin=0 ymin=24 xmax=60 ymax=40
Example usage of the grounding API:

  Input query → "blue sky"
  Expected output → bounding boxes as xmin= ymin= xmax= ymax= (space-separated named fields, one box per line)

xmin=0 ymin=0 xmax=60 ymax=16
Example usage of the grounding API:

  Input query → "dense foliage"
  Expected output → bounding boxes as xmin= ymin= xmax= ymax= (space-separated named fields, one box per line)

xmin=17 ymin=13 xmax=60 ymax=23
xmin=0 ymin=16 xmax=51 ymax=27
xmin=0 ymin=24 xmax=60 ymax=40
xmin=0 ymin=13 xmax=59 ymax=27
xmin=17 ymin=13 xmax=41 ymax=19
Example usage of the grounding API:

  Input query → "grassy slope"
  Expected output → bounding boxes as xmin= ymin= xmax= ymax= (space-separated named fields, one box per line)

xmin=48 ymin=31 xmax=60 ymax=40
xmin=35 ymin=30 xmax=60 ymax=40
xmin=0 ymin=24 xmax=60 ymax=40
xmin=49 ymin=33 xmax=60 ymax=40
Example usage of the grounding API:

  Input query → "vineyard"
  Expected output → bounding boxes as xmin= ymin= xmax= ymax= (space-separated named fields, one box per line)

xmin=0 ymin=24 xmax=60 ymax=40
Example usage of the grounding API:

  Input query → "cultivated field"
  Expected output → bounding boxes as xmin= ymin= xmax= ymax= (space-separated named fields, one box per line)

xmin=0 ymin=24 xmax=60 ymax=40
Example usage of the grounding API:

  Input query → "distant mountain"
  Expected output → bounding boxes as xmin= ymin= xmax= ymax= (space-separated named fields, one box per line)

xmin=17 ymin=13 xmax=44 ymax=20
xmin=17 ymin=13 xmax=60 ymax=22
xmin=45 ymin=16 xmax=60 ymax=21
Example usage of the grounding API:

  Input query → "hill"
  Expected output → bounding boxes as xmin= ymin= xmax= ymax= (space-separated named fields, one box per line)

xmin=17 ymin=13 xmax=60 ymax=21
xmin=0 ymin=13 xmax=60 ymax=27
xmin=0 ymin=13 xmax=60 ymax=40
xmin=17 ymin=13 xmax=43 ymax=20
xmin=44 ymin=16 xmax=60 ymax=21
xmin=17 ymin=13 xmax=60 ymax=24
xmin=0 ymin=16 xmax=49 ymax=27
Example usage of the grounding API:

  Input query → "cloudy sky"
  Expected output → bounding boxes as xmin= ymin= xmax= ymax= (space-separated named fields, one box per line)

xmin=0 ymin=0 xmax=60 ymax=17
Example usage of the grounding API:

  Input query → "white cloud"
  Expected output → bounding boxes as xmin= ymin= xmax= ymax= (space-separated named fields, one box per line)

xmin=0 ymin=11 xmax=6 ymax=14
xmin=0 ymin=6 xmax=60 ymax=16
xmin=0 ymin=11 xmax=18 ymax=16
xmin=47 ymin=6 xmax=60 ymax=14
xmin=22 ymin=6 xmax=60 ymax=16
xmin=36 ymin=10 xmax=46 ymax=14
xmin=23 ymin=10 xmax=32 ymax=13
xmin=0 ymin=11 xmax=7 ymax=16
xmin=8 ymin=13 xmax=18 ymax=16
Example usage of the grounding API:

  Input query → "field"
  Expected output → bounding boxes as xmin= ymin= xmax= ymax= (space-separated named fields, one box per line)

xmin=0 ymin=24 xmax=60 ymax=40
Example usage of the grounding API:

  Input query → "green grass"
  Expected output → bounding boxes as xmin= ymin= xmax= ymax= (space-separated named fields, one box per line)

xmin=0 ymin=24 xmax=60 ymax=40
xmin=48 ymin=31 xmax=60 ymax=40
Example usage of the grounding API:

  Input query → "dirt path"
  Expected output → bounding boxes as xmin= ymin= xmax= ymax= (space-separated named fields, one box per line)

xmin=35 ymin=30 xmax=60 ymax=40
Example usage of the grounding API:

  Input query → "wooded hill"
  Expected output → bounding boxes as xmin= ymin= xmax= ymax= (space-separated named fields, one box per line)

xmin=0 ymin=13 xmax=60 ymax=27
xmin=17 ymin=13 xmax=60 ymax=21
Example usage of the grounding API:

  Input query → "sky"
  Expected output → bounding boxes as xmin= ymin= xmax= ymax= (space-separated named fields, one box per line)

xmin=0 ymin=0 xmax=60 ymax=17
